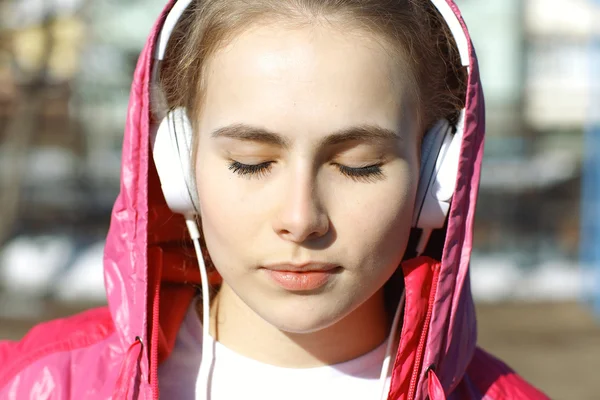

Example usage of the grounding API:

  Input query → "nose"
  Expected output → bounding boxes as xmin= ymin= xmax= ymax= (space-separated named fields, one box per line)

xmin=272 ymin=173 xmax=330 ymax=244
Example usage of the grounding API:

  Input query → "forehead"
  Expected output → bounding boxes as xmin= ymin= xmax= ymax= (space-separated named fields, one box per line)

xmin=198 ymin=23 xmax=416 ymax=139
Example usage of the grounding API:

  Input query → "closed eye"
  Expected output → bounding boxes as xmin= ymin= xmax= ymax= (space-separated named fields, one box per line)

xmin=228 ymin=161 xmax=274 ymax=178
xmin=335 ymin=163 xmax=385 ymax=182
xmin=228 ymin=160 xmax=384 ymax=183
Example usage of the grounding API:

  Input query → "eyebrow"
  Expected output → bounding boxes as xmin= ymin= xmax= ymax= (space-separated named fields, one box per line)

xmin=210 ymin=124 xmax=401 ymax=148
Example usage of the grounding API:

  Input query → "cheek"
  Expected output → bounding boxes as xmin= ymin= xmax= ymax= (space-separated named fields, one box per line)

xmin=196 ymin=168 xmax=236 ymax=233
xmin=194 ymin=153 xmax=257 ymax=267
xmin=379 ymin=164 xmax=419 ymax=246
xmin=334 ymin=162 xmax=418 ymax=267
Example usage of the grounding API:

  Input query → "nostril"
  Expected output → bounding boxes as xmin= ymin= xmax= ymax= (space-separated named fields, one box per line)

xmin=274 ymin=206 xmax=330 ymax=243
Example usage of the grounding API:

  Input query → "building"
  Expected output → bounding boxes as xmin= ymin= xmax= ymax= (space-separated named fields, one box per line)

xmin=456 ymin=0 xmax=595 ymax=294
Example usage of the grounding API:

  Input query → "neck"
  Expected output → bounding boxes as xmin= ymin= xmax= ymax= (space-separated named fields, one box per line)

xmin=204 ymin=284 xmax=390 ymax=368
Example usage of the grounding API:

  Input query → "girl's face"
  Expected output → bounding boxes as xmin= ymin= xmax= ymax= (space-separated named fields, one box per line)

xmin=195 ymin=22 xmax=420 ymax=333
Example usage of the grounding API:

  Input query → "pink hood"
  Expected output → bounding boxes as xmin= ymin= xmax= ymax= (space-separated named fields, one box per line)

xmin=0 ymin=1 xmax=549 ymax=399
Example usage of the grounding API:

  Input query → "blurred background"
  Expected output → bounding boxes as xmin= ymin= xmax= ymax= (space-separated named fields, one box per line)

xmin=0 ymin=0 xmax=599 ymax=398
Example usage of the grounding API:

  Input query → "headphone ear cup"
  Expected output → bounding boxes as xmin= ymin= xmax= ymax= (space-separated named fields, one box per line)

xmin=412 ymin=111 xmax=465 ymax=232
xmin=412 ymin=120 xmax=450 ymax=228
xmin=151 ymin=107 xmax=199 ymax=216
xmin=419 ymin=128 xmax=438 ymax=175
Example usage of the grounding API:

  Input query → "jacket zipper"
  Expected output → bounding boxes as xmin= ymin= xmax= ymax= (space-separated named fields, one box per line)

xmin=151 ymin=284 xmax=161 ymax=400
xmin=407 ymin=264 xmax=440 ymax=400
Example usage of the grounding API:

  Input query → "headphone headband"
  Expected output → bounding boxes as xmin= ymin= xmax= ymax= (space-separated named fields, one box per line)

xmin=429 ymin=0 xmax=469 ymax=67
xmin=155 ymin=0 xmax=470 ymax=68
xmin=156 ymin=0 xmax=194 ymax=61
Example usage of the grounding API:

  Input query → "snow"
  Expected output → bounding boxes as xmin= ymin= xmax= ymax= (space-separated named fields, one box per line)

xmin=0 ymin=235 xmax=595 ymax=309
xmin=470 ymin=258 xmax=524 ymax=302
xmin=0 ymin=236 xmax=106 ymax=302
xmin=0 ymin=236 xmax=74 ymax=296
xmin=470 ymin=256 xmax=587 ymax=302
xmin=53 ymin=242 xmax=106 ymax=302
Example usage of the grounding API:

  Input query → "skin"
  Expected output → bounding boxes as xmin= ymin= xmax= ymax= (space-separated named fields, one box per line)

xmin=194 ymin=22 xmax=420 ymax=368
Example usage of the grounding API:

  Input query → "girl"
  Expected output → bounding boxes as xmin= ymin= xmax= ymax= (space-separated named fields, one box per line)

xmin=0 ymin=0 xmax=549 ymax=399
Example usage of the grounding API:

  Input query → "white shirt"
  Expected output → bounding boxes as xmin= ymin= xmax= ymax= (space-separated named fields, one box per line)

xmin=158 ymin=298 xmax=390 ymax=400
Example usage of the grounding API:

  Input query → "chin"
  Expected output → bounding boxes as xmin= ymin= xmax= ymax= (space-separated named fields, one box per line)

xmin=257 ymin=301 xmax=347 ymax=334
xmin=268 ymin=316 xmax=335 ymax=334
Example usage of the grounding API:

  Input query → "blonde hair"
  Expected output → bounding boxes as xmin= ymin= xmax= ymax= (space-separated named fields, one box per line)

xmin=158 ymin=0 xmax=466 ymax=134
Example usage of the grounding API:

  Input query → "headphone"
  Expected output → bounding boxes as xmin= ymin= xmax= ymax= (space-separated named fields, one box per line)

xmin=151 ymin=0 xmax=470 ymax=254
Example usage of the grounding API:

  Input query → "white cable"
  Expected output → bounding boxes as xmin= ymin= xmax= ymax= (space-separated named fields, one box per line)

xmin=379 ymin=289 xmax=406 ymax=400
xmin=186 ymin=218 xmax=213 ymax=400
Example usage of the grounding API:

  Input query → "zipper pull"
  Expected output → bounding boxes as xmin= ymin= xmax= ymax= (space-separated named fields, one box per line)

xmin=427 ymin=365 xmax=446 ymax=400
xmin=113 ymin=337 xmax=143 ymax=399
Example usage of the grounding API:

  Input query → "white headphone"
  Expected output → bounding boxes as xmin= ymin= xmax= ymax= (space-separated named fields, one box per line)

xmin=151 ymin=0 xmax=470 ymax=255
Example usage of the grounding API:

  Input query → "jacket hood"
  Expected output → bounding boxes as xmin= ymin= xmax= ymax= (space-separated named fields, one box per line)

xmin=102 ymin=0 xmax=484 ymax=398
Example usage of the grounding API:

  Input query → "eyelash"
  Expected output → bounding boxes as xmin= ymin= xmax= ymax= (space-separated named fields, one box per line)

xmin=228 ymin=161 xmax=384 ymax=182
xmin=228 ymin=161 xmax=274 ymax=178
xmin=336 ymin=163 xmax=384 ymax=182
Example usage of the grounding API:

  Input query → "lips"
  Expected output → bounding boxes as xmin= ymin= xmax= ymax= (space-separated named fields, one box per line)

xmin=262 ymin=263 xmax=340 ymax=291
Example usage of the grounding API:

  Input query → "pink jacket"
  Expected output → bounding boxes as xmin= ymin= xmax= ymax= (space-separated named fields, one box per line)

xmin=0 ymin=1 xmax=550 ymax=399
